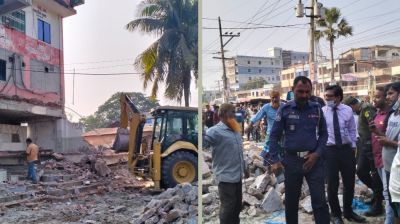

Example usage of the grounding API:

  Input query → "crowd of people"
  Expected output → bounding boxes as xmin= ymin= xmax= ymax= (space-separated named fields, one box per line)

xmin=203 ymin=76 xmax=400 ymax=224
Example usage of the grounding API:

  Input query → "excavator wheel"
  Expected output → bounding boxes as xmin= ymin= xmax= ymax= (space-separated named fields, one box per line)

xmin=161 ymin=151 xmax=197 ymax=189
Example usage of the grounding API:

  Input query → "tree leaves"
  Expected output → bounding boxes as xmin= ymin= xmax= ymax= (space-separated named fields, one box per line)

xmin=79 ymin=92 xmax=159 ymax=131
xmin=126 ymin=0 xmax=198 ymax=106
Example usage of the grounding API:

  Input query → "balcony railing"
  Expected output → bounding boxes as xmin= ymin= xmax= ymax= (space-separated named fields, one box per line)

xmin=0 ymin=0 xmax=31 ymax=15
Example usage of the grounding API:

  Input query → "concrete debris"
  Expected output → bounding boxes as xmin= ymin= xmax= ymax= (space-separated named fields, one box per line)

xmin=252 ymin=172 xmax=270 ymax=192
xmin=243 ymin=193 xmax=260 ymax=206
xmin=134 ymin=183 xmax=198 ymax=224
xmin=94 ymin=159 xmax=111 ymax=177
xmin=301 ymin=195 xmax=313 ymax=213
xmin=261 ymin=188 xmax=284 ymax=213
xmin=52 ymin=152 xmax=65 ymax=161
xmin=201 ymin=155 xmax=211 ymax=179
xmin=203 ymin=140 xmax=383 ymax=223
xmin=0 ymin=145 xmax=197 ymax=223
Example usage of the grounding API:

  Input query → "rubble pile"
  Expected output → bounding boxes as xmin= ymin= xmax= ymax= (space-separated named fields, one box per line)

xmin=133 ymin=182 xmax=198 ymax=224
xmin=202 ymin=141 xmax=377 ymax=222
xmin=202 ymin=142 xmax=286 ymax=220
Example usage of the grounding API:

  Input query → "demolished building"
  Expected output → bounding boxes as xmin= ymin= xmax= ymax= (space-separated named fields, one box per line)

xmin=0 ymin=0 xmax=85 ymax=156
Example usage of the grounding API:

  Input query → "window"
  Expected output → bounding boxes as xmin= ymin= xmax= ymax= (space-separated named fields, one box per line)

xmin=258 ymin=61 xmax=261 ymax=65
xmin=248 ymin=77 xmax=252 ymax=81
xmin=38 ymin=19 xmax=51 ymax=44
xmin=248 ymin=69 xmax=251 ymax=73
xmin=0 ymin=60 xmax=5 ymax=81
xmin=1 ymin=10 xmax=25 ymax=33
xmin=271 ymin=61 xmax=274 ymax=65
xmin=247 ymin=61 xmax=250 ymax=64
xmin=259 ymin=69 xmax=262 ymax=73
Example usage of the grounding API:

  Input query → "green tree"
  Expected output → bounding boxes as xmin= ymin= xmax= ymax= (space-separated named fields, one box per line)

xmin=315 ymin=7 xmax=352 ymax=83
xmin=126 ymin=0 xmax=198 ymax=107
xmin=80 ymin=92 xmax=159 ymax=131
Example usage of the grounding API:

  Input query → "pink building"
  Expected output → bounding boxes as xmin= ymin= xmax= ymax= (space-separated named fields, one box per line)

xmin=0 ymin=0 xmax=84 ymax=153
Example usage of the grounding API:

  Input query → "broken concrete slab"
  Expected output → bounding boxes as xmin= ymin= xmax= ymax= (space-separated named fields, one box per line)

xmin=261 ymin=188 xmax=284 ymax=213
xmin=94 ymin=159 xmax=111 ymax=177
xmin=252 ymin=172 xmax=271 ymax=192
xmin=301 ymin=195 xmax=313 ymax=213
xmin=243 ymin=193 xmax=260 ymax=206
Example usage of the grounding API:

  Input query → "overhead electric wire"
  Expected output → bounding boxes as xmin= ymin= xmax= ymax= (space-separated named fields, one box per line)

xmin=339 ymin=0 xmax=362 ymax=10
xmin=230 ymin=0 xmax=295 ymax=53
xmin=337 ymin=27 xmax=400 ymax=48
xmin=344 ymin=0 xmax=387 ymax=17
xmin=202 ymin=23 xmax=308 ymax=30
xmin=348 ymin=7 xmax=400 ymax=23
xmin=7 ymin=67 xmax=142 ymax=76
xmin=202 ymin=0 xmax=273 ymax=52
xmin=64 ymin=58 xmax=134 ymax=66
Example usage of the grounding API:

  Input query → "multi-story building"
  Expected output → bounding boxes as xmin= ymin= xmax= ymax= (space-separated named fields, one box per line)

xmin=226 ymin=47 xmax=309 ymax=91
xmin=280 ymin=63 xmax=310 ymax=99
xmin=281 ymin=50 xmax=309 ymax=69
xmin=0 ymin=0 xmax=84 ymax=153
xmin=341 ymin=45 xmax=400 ymax=62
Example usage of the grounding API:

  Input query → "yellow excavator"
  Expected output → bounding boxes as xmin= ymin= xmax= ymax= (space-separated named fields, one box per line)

xmin=113 ymin=94 xmax=198 ymax=189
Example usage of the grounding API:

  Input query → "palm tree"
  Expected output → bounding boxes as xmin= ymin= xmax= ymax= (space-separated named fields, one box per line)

xmin=315 ymin=7 xmax=352 ymax=83
xmin=126 ymin=0 xmax=198 ymax=106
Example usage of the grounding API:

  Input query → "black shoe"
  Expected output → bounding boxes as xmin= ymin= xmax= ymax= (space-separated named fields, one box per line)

xmin=344 ymin=211 xmax=366 ymax=223
xmin=364 ymin=204 xmax=383 ymax=217
xmin=330 ymin=216 xmax=344 ymax=224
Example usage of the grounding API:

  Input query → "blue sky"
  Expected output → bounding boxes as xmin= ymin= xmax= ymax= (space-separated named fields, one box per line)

xmin=202 ymin=0 xmax=400 ymax=90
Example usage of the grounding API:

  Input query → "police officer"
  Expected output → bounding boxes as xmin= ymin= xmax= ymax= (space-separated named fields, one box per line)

xmin=269 ymin=76 xmax=330 ymax=224
xmin=344 ymin=96 xmax=384 ymax=216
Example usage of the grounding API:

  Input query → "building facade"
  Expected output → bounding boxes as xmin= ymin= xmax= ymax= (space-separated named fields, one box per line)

xmin=226 ymin=47 xmax=309 ymax=91
xmin=281 ymin=50 xmax=309 ymax=69
xmin=0 ymin=0 xmax=84 ymax=153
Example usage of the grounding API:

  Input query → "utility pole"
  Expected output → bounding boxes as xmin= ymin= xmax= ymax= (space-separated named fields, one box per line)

xmin=217 ymin=16 xmax=240 ymax=103
xmin=296 ymin=0 xmax=326 ymax=94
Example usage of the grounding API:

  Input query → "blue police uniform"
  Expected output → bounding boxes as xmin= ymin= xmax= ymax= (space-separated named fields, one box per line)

xmin=269 ymin=100 xmax=330 ymax=224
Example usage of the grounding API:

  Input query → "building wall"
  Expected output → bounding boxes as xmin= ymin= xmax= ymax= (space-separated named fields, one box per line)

xmin=0 ymin=1 xmax=83 ymax=152
xmin=228 ymin=55 xmax=282 ymax=88
xmin=0 ymin=124 xmax=27 ymax=151
xmin=28 ymin=119 xmax=57 ymax=150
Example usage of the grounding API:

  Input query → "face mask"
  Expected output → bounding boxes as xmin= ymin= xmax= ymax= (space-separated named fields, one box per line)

xmin=326 ymin=100 xmax=335 ymax=108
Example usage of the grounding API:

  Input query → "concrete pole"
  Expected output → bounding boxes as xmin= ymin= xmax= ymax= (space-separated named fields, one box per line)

xmin=218 ymin=17 xmax=228 ymax=103
xmin=309 ymin=0 xmax=316 ymax=93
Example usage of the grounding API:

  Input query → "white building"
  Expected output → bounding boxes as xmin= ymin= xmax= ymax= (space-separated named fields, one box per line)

xmin=226 ymin=47 xmax=308 ymax=90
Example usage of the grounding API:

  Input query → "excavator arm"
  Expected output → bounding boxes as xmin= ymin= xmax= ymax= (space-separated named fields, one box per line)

xmin=117 ymin=94 xmax=146 ymax=172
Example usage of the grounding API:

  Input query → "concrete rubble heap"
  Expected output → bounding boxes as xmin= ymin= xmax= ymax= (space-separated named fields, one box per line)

xmin=202 ymin=141 xmax=377 ymax=222
xmin=0 ymin=146 xmax=198 ymax=223
xmin=133 ymin=182 xmax=198 ymax=224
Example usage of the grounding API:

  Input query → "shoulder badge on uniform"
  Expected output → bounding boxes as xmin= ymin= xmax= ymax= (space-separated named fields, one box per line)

xmin=364 ymin=111 xmax=370 ymax=118
xmin=275 ymin=114 xmax=281 ymax=121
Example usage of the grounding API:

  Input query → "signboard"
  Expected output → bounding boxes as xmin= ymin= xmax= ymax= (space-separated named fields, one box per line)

xmin=392 ymin=66 xmax=400 ymax=75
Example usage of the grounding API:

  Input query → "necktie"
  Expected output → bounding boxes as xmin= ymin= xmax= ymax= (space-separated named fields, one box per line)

xmin=333 ymin=106 xmax=342 ymax=146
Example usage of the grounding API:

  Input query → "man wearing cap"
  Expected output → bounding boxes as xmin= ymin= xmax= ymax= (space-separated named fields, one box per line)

xmin=323 ymin=85 xmax=365 ymax=224
xmin=269 ymin=76 xmax=330 ymax=224
xmin=344 ymin=96 xmax=384 ymax=216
